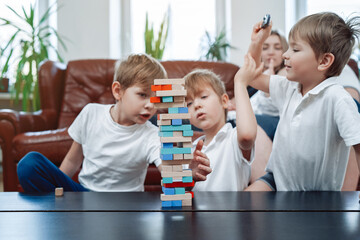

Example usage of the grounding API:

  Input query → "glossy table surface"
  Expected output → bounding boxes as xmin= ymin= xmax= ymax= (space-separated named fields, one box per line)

xmin=0 ymin=191 xmax=359 ymax=240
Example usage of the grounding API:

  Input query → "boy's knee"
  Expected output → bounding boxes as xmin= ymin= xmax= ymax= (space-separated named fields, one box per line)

xmin=17 ymin=152 xmax=46 ymax=179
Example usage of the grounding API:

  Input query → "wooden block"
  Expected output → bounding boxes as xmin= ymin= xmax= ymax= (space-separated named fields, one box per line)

xmin=154 ymin=78 xmax=185 ymax=85
xmin=164 ymin=181 xmax=195 ymax=188
xmin=162 ymin=96 xmax=173 ymax=103
xmin=156 ymin=90 xmax=187 ymax=97
xmin=160 ymin=136 xmax=192 ymax=143
xmin=175 ymin=188 xmax=186 ymax=195
xmin=151 ymin=85 xmax=162 ymax=91
xmin=172 ymin=119 xmax=182 ymax=126
xmin=173 ymin=131 xmax=183 ymax=137
xmin=160 ymin=113 xmax=190 ymax=120
xmin=157 ymin=119 xmax=171 ymax=126
xmin=182 ymin=199 xmax=192 ymax=206
xmin=160 ymin=147 xmax=192 ymax=155
xmin=160 ymin=125 xmax=191 ymax=133
xmin=161 ymin=170 xmax=192 ymax=178
xmin=174 ymin=96 xmax=185 ymax=102
xmin=161 ymin=193 xmax=192 ymax=201
xmin=154 ymin=102 xmax=186 ymax=108
xmin=183 ymin=130 xmax=194 ymax=137
xmin=161 ymin=85 xmax=172 ymax=90
xmin=171 ymin=84 xmax=184 ymax=90
xmin=55 ymin=187 xmax=63 ymax=197
xmin=178 ymin=107 xmax=188 ymax=113
xmin=162 ymin=165 xmax=173 ymax=172
xmin=150 ymin=97 xmax=161 ymax=103
xmin=162 ymin=159 xmax=191 ymax=165
xmin=184 ymin=153 xmax=194 ymax=159
xmin=182 ymin=142 xmax=192 ymax=148
xmin=172 ymin=165 xmax=183 ymax=172
xmin=158 ymin=131 xmax=173 ymax=137
xmin=173 ymin=154 xmax=184 ymax=160
xmin=173 ymin=176 xmax=182 ymax=181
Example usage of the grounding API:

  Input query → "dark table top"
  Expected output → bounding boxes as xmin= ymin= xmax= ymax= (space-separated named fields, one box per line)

xmin=0 ymin=191 xmax=359 ymax=212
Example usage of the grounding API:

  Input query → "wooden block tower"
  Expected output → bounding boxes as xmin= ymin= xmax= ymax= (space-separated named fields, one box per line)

xmin=151 ymin=78 xmax=195 ymax=208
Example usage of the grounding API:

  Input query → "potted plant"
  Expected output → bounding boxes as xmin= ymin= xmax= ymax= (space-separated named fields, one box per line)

xmin=144 ymin=11 xmax=169 ymax=60
xmin=0 ymin=3 xmax=66 ymax=111
xmin=0 ymin=44 xmax=13 ymax=92
xmin=202 ymin=28 xmax=235 ymax=61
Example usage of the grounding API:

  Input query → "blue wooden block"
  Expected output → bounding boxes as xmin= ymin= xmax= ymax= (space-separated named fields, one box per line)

xmin=178 ymin=107 xmax=188 ymax=113
xmin=159 ymin=132 xmax=173 ymax=137
xmin=162 ymin=187 xmax=175 ymax=195
xmin=161 ymin=154 xmax=173 ymax=160
xmin=161 ymin=147 xmax=192 ymax=155
xmin=175 ymin=187 xmax=185 ymax=194
xmin=172 ymin=200 xmax=182 ymax=207
xmin=172 ymin=119 xmax=182 ymax=125
xmin=162 ymin=201 xmax=172 ymax=207
xmin=168 ymin=107 xmax=178 ymax=114
xmin=160 ymin=125 xmax=192 ymax=132
xmin=162 ymin=96 xmax=173 ymax=102
xmin=183 ymin=130 xmax=194 ymax=137
xmin=163 ymin=177 xmax=173 ymax=183
xmin=182 ymin=176 xmax=193 ymax=183
xmin=162 ymin=143 xmax=173 ymax=148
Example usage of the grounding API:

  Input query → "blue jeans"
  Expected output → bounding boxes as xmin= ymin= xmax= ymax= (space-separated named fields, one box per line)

xmin=255 ymin=114 xmax=279 ymax=141
xmin=17 ymin=152 xmax=88 ymax=192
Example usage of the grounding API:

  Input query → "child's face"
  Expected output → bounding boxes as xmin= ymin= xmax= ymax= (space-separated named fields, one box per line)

xmin=186 ymin=84 xmax=227 ymax=132
xmin=262 ymin=35 xmax=284 ymax=70
xmin=282 ymin=36 xmax=320 ymax=84
xmin=113 ymin=83 xmax=156 ymax=126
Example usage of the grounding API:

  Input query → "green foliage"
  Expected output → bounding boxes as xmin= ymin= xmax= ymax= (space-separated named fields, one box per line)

xmin=0 ymin=3 xmax=66 ymax=111
xmin=202 ymin=29 xmax=235 ymax=61
xmin=144 ymin=12 xmax=169 ymax=60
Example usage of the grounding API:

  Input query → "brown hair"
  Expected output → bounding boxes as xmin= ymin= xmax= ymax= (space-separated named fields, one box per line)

xmin=289 ymin=12 xmax=360 ymax=77
xmin=268 ymin=30 xmax=289 ymax=72
xmin=184 ymin=69 xmax=228 ymax=119
xmin=114 ymin=54 xmax=167 ymax=90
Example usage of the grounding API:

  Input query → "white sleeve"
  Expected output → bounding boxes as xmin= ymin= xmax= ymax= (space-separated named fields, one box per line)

xmin=145 ymin=127 xmax=162 ymax=167
xmin=269 ymin=75 xmax=295 ymax=113
xmin=68 ymin=104 xmax=90 ymax=144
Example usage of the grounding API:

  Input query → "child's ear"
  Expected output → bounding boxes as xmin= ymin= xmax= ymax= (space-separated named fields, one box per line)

xmin=318 ymin=53 xmax=335 ymax=72
xmin=221 ymin=93 xmax=230 ymax=109
xmin=112 ymin=81 xmax=123 ymax=101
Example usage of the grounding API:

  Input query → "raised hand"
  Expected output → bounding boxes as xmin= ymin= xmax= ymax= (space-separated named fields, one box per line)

xmin=189 ymin=140 xmax=212 ymax=182
xmin=234 ymin=53 xmax=264 ymax=86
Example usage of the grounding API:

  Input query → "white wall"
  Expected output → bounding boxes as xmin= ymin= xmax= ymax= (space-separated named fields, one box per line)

xmin=56 ymin=0 xmax=286 ymax=64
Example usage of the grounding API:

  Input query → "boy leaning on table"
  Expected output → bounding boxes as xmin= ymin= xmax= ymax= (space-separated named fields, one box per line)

xmin=242 ymin=12 xmax=360 ymax=194
xmin=17 ymin=53 xmax=210 ymax=192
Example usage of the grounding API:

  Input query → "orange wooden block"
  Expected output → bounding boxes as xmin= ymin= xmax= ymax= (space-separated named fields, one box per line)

xmin=151 ymin=85 xmax=162 ymax=91
xmin=161 ymin=85 xmax=172 ymax=91
xmin=150 ymin=97 xmax=161 ymax=103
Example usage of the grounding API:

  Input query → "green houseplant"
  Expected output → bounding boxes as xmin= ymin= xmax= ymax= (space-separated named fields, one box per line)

xmin=0 ymin=3 xmax=66 ymax=111
xmin=0 ymin=44 xmax=13 ymax=92
xmin=144 ymin=12 xmax=169 ymax=60
xmin=202 ymin=28 xmax=235 ymax=61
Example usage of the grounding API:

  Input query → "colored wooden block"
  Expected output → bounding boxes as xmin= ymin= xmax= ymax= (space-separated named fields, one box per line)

xmin=173 ymin=131 xmax=183 ymax=137
xmin=173 ymin=176 xmax=182 ymax=181
xmin=178 ymin=107 xmax=188 ymax=113
xmin=182 ymin=199 xmax=192 ymax=206
xmin=173 ymin=154 xmax=184 ymax=160
xmin=161 ymin=85 xmax=172 ymax=90
xmin=158 ymin=132 xmax=173 ymax=137
xmin=172 ymin=200 xmax=182 ymax=207
xmin=168 ymin=107 xmax=178 ymax=114
xmin=160 ymin=193 xmax=192 ymax=201
xmin=182 ymin=142 xmax=192 ymax=148
xmin=160 ymin=136 xmax=192 ymax=143
xmin=162 ymin=187 xmax=175 ymax=195
xmin=183 ymin=130 xmax=194 ymax=137
xmin=160 ymin=113 xmax=190 ymax=120
xmin=174 ymin=96 xmax=185 ymax=102
xmin=183 ymin=153 xmax=194 ymax=159
xmin=154 ymin=102 xmax=186 ymax=108
xmin=182 ymin=176 xmax=193 ymax=183
xmin=172 ymin=165 xmax=183 ymax=172
xmin=157 ymin=119 xmax=171 ymax=126
xmin=162 ymin=201 xmax=172 ymax=207
xmin=161 ymin=147 xmax=191 ymax=155
xmin=161 ymin=159 xmax=191 ymax=165
xmin=154 ymin=78 xmax=185 ymax=85
xmin=160 ymin=125 xmax=192 ymax=132
xmin=175 ymin=188 xmax=186 ymax=195
xmin=151 ymin=85 xmax=162 ymax=91
xmin=161 ymin=154 xmax=173 ymax=160
xmin=150 ymin=97 xmax=161 ymax=103
xmin=55 ymin=187 xmax=63 ymax=197
xmin=162 ymin=143 xmax=173 ymax=148
xmin=164 ymin=181 xmax=195 ymax=188
xmin=163 ymin=177 xmax=173 ymax=184
xmin=162 ymin=96 xmax=173 ymax=102
xmin=172 ymin=119 xmax=182 ymax=125
xmin=161 ymin=170 xmax=192 ymax=178
xmin=156 ymin=90 xmax=187 ymax=97
xmin=162 ymin=165 xmax=173 ymax=172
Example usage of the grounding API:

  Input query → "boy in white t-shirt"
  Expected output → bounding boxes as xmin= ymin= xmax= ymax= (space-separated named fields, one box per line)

xmin=243 ymin=13 xmax=360 ymax=191
xmin=17 ymin=54 xmax=209 ymax=192
xmin=185 ymin=65 xmax=261 ymax=191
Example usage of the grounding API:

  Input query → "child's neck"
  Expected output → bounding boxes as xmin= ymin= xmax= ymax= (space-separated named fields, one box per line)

xmin=202 ymin=122 xmax=226 ymax=146
xmin=300 ymin=75 xmax=327 ymax=96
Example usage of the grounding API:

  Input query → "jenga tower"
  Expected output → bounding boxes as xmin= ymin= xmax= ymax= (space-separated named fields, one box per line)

xmin=150 ymin=78 xmax=194 ymax=208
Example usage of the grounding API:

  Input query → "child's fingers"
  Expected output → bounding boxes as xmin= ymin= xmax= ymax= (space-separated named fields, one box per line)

xmin=198 ymin=163 xmax=212 ymax=174
xmin=195 ymin=172 xmax=207 ymax=181
xmin=195 ymin=139 xmax=204 ymax=152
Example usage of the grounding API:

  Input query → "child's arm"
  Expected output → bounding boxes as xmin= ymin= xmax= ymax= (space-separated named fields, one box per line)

xmin=59 ymin=141 xmax=84 ymax=178
xmin=234 ymin=54 xmax=263 ymax=160
xmin=353 ymin=143 xmax=360 ymax=180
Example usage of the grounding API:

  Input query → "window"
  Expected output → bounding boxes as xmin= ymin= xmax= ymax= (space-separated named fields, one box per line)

xmin=130 ymin=0 xmax=216 ymax=60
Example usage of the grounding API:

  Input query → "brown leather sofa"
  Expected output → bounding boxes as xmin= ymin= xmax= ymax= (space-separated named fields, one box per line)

xmin=0 ymin=59 xmax=239 ymax=192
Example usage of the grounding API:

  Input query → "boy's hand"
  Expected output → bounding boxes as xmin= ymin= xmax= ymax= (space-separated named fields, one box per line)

xmin=234 ymin=53 xmax=264 ymax=86
xmin=251 ymin=20 xmax=272 ymax=44
xmin=189 ymin=140 xmax=212 ymax=182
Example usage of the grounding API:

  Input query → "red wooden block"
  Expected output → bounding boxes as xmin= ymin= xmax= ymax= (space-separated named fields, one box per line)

xmin=161 ymin=85 xmax=172 ymax=91
xmin=164 ymin=181 xmax=195 ymax=188
xmin=150 ymin=97 xmax=161 ymax=103
xmin=151 ymin=85 xmax=162 ymax=91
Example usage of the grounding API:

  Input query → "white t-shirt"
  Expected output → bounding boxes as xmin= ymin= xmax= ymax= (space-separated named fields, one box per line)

xmin=68 ymin=103 xmax=161 ymax=192
xmin=192 ymin=123 xmax=254 ymax=191
xmin=267 ymin=75 xmax=360 ymax=191
xmin=250 ymin=64 xmax=360 ymax=117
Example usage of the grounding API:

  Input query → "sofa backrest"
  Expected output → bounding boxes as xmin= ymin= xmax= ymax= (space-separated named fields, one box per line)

xmin=54 ymin=59 xmax=240 ymax=129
